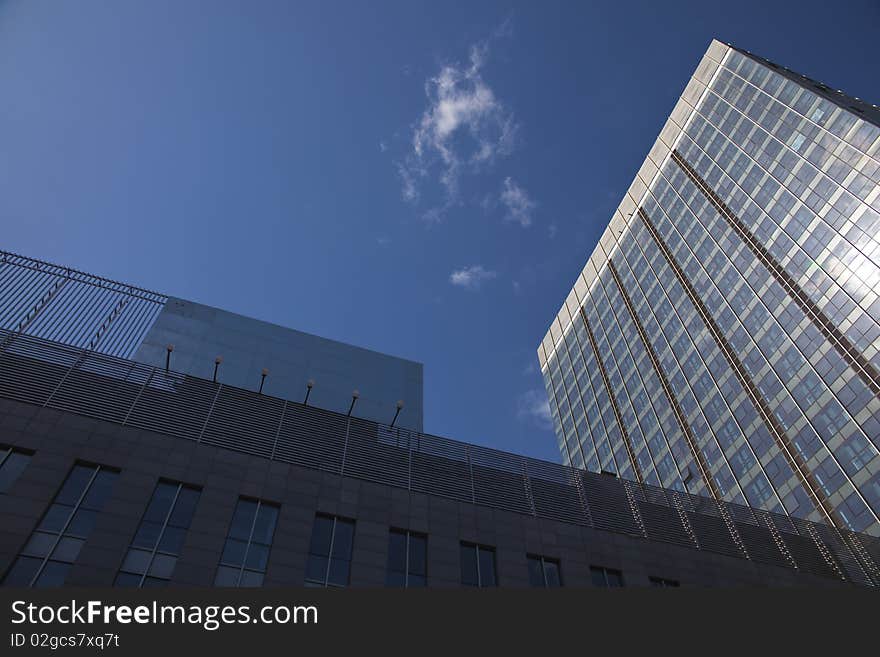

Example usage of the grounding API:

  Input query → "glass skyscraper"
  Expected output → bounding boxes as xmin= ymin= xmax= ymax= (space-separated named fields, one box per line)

xmin=538 ymin=40 xmax=880 ymax=536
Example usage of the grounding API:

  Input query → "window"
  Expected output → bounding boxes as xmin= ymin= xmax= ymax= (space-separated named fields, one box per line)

xmin=214 ymin=498 xmax=279 ymax=587
xmin=115 ymin=481 xmax=200 ymax=588
xmin=0 ymin=446 xmax=32 ymax=494
xmin=3 ymin=463 xmax=117 ymax=587
xmin=386 ymin=529 xmax=427 ymax=587
xmin=527 ymin=555 xmax=562 ymax=587
xmin=649 ymin=576 xmax=680 ymax=588
xmin=460 ymin=542 xmax=496 ymax=587
xmin=590 ymin=566 xmax=624 ymax=588
xmin=304 ymin=514 xmax=355 ymax=587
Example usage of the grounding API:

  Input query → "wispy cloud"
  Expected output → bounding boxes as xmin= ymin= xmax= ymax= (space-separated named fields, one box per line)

xmin=479 ymin=193 xmax=496 ymax=212
xmin=398 ymin=30 xmax=517 ymax=219
xmin=376 ymin=236 xmax=391 ymax=247
xmin=500 ymin=177 xmax=535 ymax=227
xmin=421 ymin=207 xmax=445 ymax=226
xmin=516 ymin=390 xmax=552 ymax=429
xmin=398 ymin=162 xmax=421 ymax=203
xmin=449 ymin=265 xmax=497 ymax=290
xmin=548 ymin=222 xmax=557 ymax=238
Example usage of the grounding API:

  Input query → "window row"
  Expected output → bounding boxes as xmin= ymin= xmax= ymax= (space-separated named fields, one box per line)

xmin=1 ymin=458 xmax=678 ymax=588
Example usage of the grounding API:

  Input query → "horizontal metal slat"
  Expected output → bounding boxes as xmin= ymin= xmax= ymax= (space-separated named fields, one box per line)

xmin=734 ymin=522 xmax=791 ymax=568
xmin=687 ymin=513 xmax=742 ymax=557
xmin=638 ymin=501 xmax=696 ymax=548
xmin=124 ymin=371 xmax=217 ymax=441
xmin=273 ymin=403 xmax=345 ymax=473
xmin=200 ymin=386 xmax=283 ymax=458
xmin=46 ymin=353 xmax=153 ymax=424
xmin=581 ymin=473 xmax=643 ymax=536
xmin=410 ymin=452 xmax=473 ymax=503
xmin=342 ymin=417 xmax=410 ymax=489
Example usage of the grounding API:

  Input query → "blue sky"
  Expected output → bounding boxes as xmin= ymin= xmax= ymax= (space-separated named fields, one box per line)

xmin=1 ymin=0 xmax=878 ymax=463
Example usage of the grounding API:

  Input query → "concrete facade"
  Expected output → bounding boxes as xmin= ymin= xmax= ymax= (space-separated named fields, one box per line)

xmin=0 ymin=398 xmax=855 ymax=588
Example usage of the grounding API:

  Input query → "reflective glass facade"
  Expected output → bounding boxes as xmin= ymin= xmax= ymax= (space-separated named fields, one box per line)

xmin=539 ymin=41 xmax=880 ymax=536
xmin=133 ymin=297 xmax=425 ymax=432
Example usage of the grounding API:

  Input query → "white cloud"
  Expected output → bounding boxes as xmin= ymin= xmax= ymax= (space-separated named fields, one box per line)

xmin=548 ymin=222 xmax=558 ymax=238
xmin=422 ymin=207 xmax=445 ymax=225
xmin=449 ymin=265 xmax=497 ymax=290
xmin=516 ymin=390 xmax=552 ymax=428
xmin=399 ymin=36 xmax=517 ymax=212
xmin=376 ymin=237 xmax=391 ymax=247
xmin=500 ymin=177 xmax=535 ymax=227
xmin=398 ymin=162 xmax=421 ymax=203
xmin=379 ymin=140 xmax=388 ymax=152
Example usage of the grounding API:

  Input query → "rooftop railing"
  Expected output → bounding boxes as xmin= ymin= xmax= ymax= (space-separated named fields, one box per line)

xmin=0 ymin=327 xmax=878 ymax=586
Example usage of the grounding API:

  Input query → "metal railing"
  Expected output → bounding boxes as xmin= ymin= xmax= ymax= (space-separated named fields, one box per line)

xmin=1 ymin=327 xmax=878 ymax=586
xmin=0 ymin=251 xmax=167 ymax=359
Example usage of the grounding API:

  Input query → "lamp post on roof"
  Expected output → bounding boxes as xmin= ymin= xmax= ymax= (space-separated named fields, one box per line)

xmin=390 ymin=400 xmax=404 ymax=428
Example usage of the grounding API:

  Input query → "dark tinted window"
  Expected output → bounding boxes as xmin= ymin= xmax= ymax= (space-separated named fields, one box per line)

xmin=460 ymin=543 xmax=479 ymax=586
xmin=527 ymin=556 xmax=544 ymax=586
xmin=460 ymin=542 xmax=496 ymax=588
xmin=527 ymin=555 xmax=562 ymax=587
xmin=215 ymin=498 xmax=279 ymax=588
xmin=0 ymin=447 xmax=32 ymax=494
xmin=590 ymin=566 xmax=624 ymax=588
xmin=2 ymin=557 xmax=42 ymax=588
xmin=2 ymin=463 xmax=117 ymax=588
xmin=649 ymin=576 xmax=680 ymax=587
xmin=115 ymin=481 xmax=200 ymax=588
xmin=544 ymin=560 xmax=561 ymax=587
xmin=305 ymin=514 xmax=355 ymax=587
xmin=386 ymin=529 xmax=427 ymax=587
xmin=81 ymin=470 xmax=116 ymax=511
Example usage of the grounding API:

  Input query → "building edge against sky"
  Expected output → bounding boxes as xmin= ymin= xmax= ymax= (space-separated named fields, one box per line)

xmin=537 ymin=39 xmax=880 ymax=536
xmin=133 ymin=296 xmax=424 ymax=432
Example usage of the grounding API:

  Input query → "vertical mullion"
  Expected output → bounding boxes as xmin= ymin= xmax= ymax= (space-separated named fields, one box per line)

xmin=29 ymin=465 xmax=101 ymax=587
xmin=474 ymin=545 xmax=481 ymax=588
xmin=404 ymin=531 xmax=410 ymax=589
xmin=270 ymin=401 xmax=288 ymax=460
xmin=140 ymin=483 xmax=182 ymax=588
xmin=238 ymin=500 xmax=262 ymax=587
xmin=0 ymin=447 xmax=10 ymax=468
xmin=123 ymin=367 xmax=156 ymax=426
xmin=324 ymin=518 xmax=337 ymax=587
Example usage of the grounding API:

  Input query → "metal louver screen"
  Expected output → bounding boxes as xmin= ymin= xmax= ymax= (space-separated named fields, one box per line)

xmin=0 ymin=251 xmax=167 ymax=358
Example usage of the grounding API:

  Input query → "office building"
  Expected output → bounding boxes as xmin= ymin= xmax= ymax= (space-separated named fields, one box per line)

xmin=538 ymin=40 xmax=880 ymax=536
xmin=1 ymin=251 xmax=879 ymax=587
